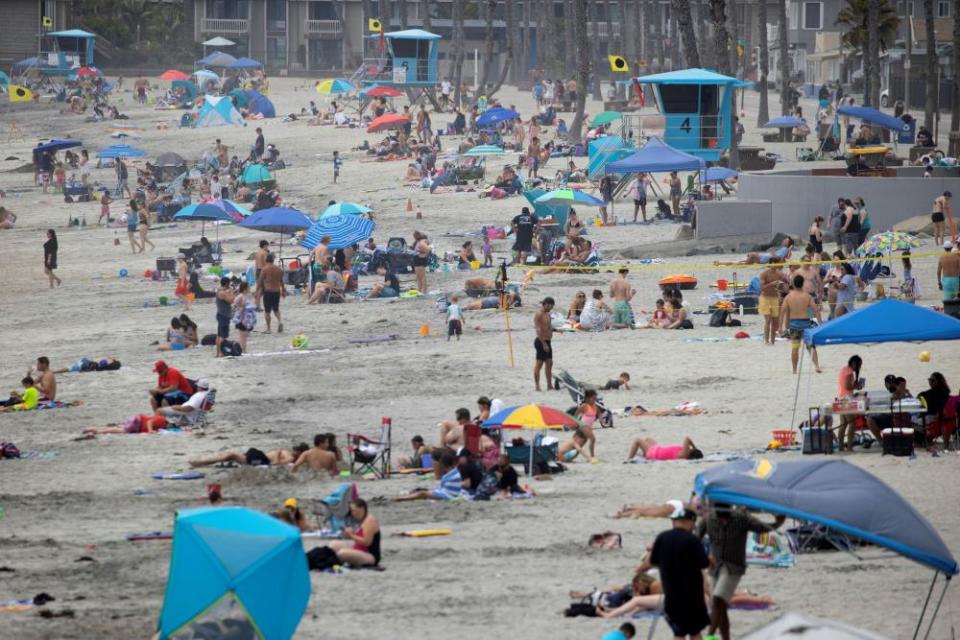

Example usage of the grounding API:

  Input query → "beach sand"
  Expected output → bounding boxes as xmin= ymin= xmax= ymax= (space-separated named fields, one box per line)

xmin=1 ymin=80 xmax=959 ymax=639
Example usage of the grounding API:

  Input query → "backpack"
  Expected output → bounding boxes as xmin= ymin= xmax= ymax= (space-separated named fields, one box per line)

xmin=709 ymin=309 xmax=730 ymax=327
xmin=1 ymin=442 xmax=21 ymax=459
xmin=564 ymin=601 xmax=598 ymax=618
xmin=220 ymin=340 xmax=243 ymax=357
xmin=306 ymin=546 xmax=340 ymax=571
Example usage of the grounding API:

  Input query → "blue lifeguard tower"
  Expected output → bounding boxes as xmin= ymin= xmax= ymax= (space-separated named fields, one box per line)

xmin=633 ymin=68 xmax=750 ymax=161
xmin=359 ymin=29 xmax=441 ymax=88
xmin=39 ymin=29 xmax=97 ymax=75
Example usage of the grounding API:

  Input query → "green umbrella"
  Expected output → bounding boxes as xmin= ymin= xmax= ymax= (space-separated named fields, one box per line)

xmin=591 ymin=111 xmax=623 ymax=127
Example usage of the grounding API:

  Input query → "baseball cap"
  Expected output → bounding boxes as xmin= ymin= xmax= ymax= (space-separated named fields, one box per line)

xmin=672 ymin=508 xmax=697 ymax=522
xmin=196 ymin=378 xmax=210 ymax=390
xmin=945 ymin=240 xmax=954 ymax=250
xmin=284 ymin=498 xmax=298 ymax=509
xmin=153 ymin=360 xmax=167 ymax=372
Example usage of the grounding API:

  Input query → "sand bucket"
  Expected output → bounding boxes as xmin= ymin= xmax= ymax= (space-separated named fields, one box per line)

xmin=470 ymin=260 xmax=480 ymax=270
xmin=419 ymin=324 xmax=430 ymax=336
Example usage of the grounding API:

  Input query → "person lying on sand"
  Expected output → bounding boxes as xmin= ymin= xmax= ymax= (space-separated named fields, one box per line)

xmin=190 ymin=443 xmax=309 ymax=468
xmin=292 ymin=434 xmax=339 ymax=476
xmin=557 ymin=429 xmax=589 ymax=463
xmin=392 ymin=449 xmax=462 ymax=501
xmin=52 ymin=356 xmax=121 ymax=374
xmin=714 ymin=237 xmax=794 ymax=266
xmin=610 ymin=498 xmax=693 ymax=520
xmin=629 ymin=402 xmax=705 ymax=417
xmin=458 ymin=292 xmax=521 ymax=311
xmin=627 ymin=436 xmax=703 ymax=461
xmin=80 ymin=414 xmax=173 ymax=436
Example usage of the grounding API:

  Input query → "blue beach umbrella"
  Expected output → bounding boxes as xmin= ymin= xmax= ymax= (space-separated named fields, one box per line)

xmin=763 ymin=115 xmax=804 ymax=129
xmin=464 ymin=145 xmax=506 ymax=157
xmin=704 ymin=166 xmax=738 ymax=182
xmin=174 ymin=204 xmax=237 ymax=223
xmin=476 ymin=107 xmax=520 ymax=127
xmin=157 ymin=506 xmax=310 ymax=640
xmin=319 ymin=202 xmax=372 ymax=219
xmin=240 ymin=207 xmax=313 ymax=258
xmin=302 ymin=214 xmax=375 ymax=251
xmin=97 ymin=144 xmax=146 ymax=159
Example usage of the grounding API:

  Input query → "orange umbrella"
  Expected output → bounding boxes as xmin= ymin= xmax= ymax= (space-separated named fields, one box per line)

xmin=159 ymin=69 xmax=190 ymax=81
xmin=367 ymin=85 xmax=403 ymax=98
xmin=367 ymin=113 xmax=410 ymax=133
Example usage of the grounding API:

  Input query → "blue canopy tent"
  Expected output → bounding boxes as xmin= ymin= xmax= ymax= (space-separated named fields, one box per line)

xmin=227 ymin=57 xmax=263 ymax=70
xmin=804 ymin=299 xmax=960 ymax=346
xmin=33 ymin=140 xmax=82 ymax=167
xmin=157 ymin=507 xmax=309 ymax=640
xmin=302 ymin=214 xmax=375 ymax=250
xmin=837 ymin=105 xmax=909 ymax=133
xmin=605 ymin=136 xmax=705 ymax=174
xmin=704 ymin=166 xmax=738 ymax=182
xmin=696 ymin=458 xmax=958 ymax=637
xmin=197 ymin=51 xmax=237 ymax=67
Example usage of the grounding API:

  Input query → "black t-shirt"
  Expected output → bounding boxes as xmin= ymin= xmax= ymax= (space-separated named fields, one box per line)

xmin=459 ymin=461 xmax=484 ymax=494
xmin=512 ymin=212 xmax=538 ymax=247
xmin=649 ymin=527 xmax=710 ymax=636
xmin=497 ymin=464 xmax=520 ymax=492
xmin=255 ymin=134 xmax=265 ymax=153
xmin=384 ymin=272 xmax=399 ymax=290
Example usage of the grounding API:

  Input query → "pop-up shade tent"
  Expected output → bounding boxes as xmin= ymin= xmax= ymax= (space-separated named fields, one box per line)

xmin=696 ymin=458 xmax=958 ymax=637
xmin=242 ymin=90 xmax=275 ymax=118
xmin=227 ymin=57 xmax=262 ymax=70
xmin=804 ymin=299 xmax=960 ymax=346
xmin=837 ymin=105 xmax=909 ymax=132
xmin=33 ymin=140 xmax=82 ymax=166
xmin=157 ymin=507 xmax=309 ymax=640
xmin=193 ymin=96 xmax=245 ymax=128
xmin=763 ymin=115 xmax=804 ymax=129
xmin=605 ymin=136 xmax=705 ymax=174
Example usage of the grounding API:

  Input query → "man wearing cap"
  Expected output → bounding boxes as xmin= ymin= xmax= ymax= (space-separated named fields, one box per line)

xmin=534 ymin=297 xmax=555 ymax=391
xmin=697 ymin=504 xmax=785 ymax=640
xmin=149 ymin=361 xmax=194 ymax=410
xmin=937 ymin=241 xmax=960 ymax=303
xmin=156 ymin=378 xmax=212 ymax=419
xmin=639 ymin=508 xmax=709 ymax=639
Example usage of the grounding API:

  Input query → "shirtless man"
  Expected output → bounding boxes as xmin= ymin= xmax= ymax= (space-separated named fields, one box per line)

xmin=312 ymin=234 xmax=332 ymax=267
xmin=758 ymin=264 xmax=784 ymax=345
xmin=937 ymin=241 xmax=960 ymax=303
xmin=534 ymin=297 xmax=555 ymax=391
xmin=291 ymin=434 xmax=339 ymax=475
xmin=609 ymin=268 xmax=636 ymax=328
xmin=189 ymin=443 xmax=308 ymax=468
xmin=779 ymin=274 xmax=823 ymax=374
xmin=463 ymin=276 xmax=499 ymax=298
xmin=797 ymin=257 xmax=822 ymax=305
xmin=254 ymin=240 xmax=269 ymax=306
xmin=438 ymin=408 xmax=472 ymax=449
xmin=932 ymin=191 xmax=951 ymax=246
xmin=214 ymin=138 xmax=229 ymax=168
xmin=29 ymin=357 xmax=57 ymax=402
xmin=258 ymin=254 xmax=285 ymax=333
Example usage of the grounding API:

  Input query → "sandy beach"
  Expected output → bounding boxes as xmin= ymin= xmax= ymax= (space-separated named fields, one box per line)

xmin=1 ymin=78 xmax=960 ymax=640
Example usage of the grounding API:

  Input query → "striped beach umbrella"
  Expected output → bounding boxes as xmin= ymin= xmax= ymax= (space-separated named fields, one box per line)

xmin=482 ymin=404 xmax=578 ymax=475
xmin=302 ymin=214 xmax=375 ymax=251
xmin=316 ymin=78 xmax=354 ymax=95
xmin=464 ymin=145 xmax=506 ymax=157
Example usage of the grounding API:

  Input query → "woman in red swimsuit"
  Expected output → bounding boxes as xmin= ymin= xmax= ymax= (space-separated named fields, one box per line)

xmin=328 ymin=499 xmax=381 ymax=567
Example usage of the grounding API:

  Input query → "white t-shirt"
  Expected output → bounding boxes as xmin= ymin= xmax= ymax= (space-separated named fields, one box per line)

xmin=211 ymin=181 xmax=223 ymax=199
xmin=441 ymin=81 xmax=451 ymax=96
xmin=334 ymin=111 xmax=349 ymax=125
xmin=184 ymin=390 xmax=209 ymax=411
xmin=447 ymin=303 xmax=463 ymax=322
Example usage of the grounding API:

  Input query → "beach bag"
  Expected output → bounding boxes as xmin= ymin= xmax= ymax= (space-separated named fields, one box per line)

xmin=1 ymin=442 xmax=21 ymax=459
xmin=802 ymin=427 xmax=834 ymax=454
xmin=306 ymin=546 xmax=340 ymax=572
xmin=709 ymin=309 xmax=730 ymax=327
xmin=220 ymin=340 xmax=243 ymax=357
xmin=564 ymin=600 xmax=598 ymax=618
xmin=201 ymin=334 xmax=217 ymax=346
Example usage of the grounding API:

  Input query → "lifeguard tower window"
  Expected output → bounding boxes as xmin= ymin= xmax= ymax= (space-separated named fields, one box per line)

xmin=700 ymin=84 xmax=719 ymax=146
xmin=391 ymin=39 xmax=429 ymax=80
xmin=660 ymin=85 xmax=699 ymax=113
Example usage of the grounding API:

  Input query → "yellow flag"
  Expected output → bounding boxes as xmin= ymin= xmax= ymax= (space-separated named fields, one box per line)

xmin=608 ymin=55 xmax=629 ymax=73
xmin=42 ymin=16 xmax=53 ymax=28
xmin=9 ymin=85 xmax=33 ymax=102
xmin=369 ymin=18 xmax=382 ymax=32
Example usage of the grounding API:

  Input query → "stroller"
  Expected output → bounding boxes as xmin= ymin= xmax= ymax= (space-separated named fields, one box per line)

xmin=552 ymin=370 xmax=614 ymax=428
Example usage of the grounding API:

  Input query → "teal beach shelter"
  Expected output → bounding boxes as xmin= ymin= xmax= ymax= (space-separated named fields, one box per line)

xmin=194 ymin=96 xmax=245 ymax=128
xmin=634 ymin=68 xmax=751 ymax=161
xmin=158 ymin=507 xmax=310 ymax=640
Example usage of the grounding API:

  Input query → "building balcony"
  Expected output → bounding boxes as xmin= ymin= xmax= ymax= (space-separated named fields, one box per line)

xmin=306 ymin=19 xmax=343 ymax=36
xmin=589 ymin=22 xmax=621 ymax=39
xmin=201 ymin=18 xmax=250 ymax=34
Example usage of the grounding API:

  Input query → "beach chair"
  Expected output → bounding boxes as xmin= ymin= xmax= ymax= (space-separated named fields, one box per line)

xmin=552 ymin=370 xmax=614 ymax=428
xmin=176 ymin=390 xmax=216 ymax=429
xmin=463 ymin=422 xmax=482 ymax=455
xmin=315 ymin=482 xmax=360 ymax=533
xmin=347 ymin=420 xmax=391 ymax=478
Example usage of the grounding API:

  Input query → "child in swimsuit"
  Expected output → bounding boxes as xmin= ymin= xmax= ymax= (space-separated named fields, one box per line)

xmin=557 ymin=429 xmax=588 ymax=463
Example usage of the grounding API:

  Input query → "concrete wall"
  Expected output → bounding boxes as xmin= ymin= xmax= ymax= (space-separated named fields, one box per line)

xmin=738 ymin=172 xmax=960 ymax=237
xmin=696 ymin=201 xmax=773 ymax=240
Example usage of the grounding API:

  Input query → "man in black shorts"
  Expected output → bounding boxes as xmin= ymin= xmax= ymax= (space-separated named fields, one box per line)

xmin=511 ymin=206 xmax=538 ymax=265
xmin=258 ymin=253 xmax=285 ymax=333
xmin=215 ymin=277 xmax=234 ymax=358
xmin=533 ymin=297 xmax=555 ymax=391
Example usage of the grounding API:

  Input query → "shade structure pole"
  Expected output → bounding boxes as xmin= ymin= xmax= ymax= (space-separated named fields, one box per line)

xmin=789 ymin=345 xmax=805 ymax=434
xmin=922 ymin=575 xmax=951 ymax=640
xmin=913 ymin=572 xmax=939 ymax=640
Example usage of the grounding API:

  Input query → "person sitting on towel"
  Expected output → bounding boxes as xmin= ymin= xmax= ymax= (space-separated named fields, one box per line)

xmin=392 ymin=449 xmax=462 ymax=501
xmin=0 ymin=377 xmax=39 ymax=412
xmin=627 ymin=436 xmax=703 ymax=461
xmin=291 ymin=433 xmax=339 ymax=476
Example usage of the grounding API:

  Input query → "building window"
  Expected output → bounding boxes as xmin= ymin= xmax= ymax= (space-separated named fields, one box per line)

xmin=208 ymin=0 xmax=249 ymax=19
xmin=267 ymin=0 xmax=286 ymax=31
xmin=267 ymin=36 xmax=287 ymax=66
xmin=938 ymin=0 xmax=951 ymax=16
xmin=802 ymin=1 xmax=822 ymax=29
xmin=309 ymin=1 xmax=336 ymax=20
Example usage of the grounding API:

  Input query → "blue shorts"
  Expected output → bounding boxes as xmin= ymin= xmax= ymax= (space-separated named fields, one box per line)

xmin=380 ymin=287 xmax=398 ymax=298
xmin=432 ymin=488 xmax=459 ymax=500
xmin=164 ymin=391 xmax=189 ymax=405
xmin=216 ymin=314 xmax=230 ymax=339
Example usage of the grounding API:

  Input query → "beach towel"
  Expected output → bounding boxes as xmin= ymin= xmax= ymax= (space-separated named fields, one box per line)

xmin=151 ymin=471 xmax=205 ymax=480
xmin=33 ymin=400 xmax=83 ymax=410
xmin=746 ymin=531 xmax=797 ymax=568
xmin=394 ymin=529 xmax=452 ymax=537
xmin=6 ymin=451 xmax=60 ymax=461
xmin=126 ymin=531 xmax=172 ymax=541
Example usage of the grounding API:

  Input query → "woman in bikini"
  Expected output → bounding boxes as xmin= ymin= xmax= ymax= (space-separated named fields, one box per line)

xmin=412 ymin=231 xmax=432 ymax=294
xmin=174 ymin=254 xmax=191 ymax=309
xmin=626 ymin=436 xmax=703 ymax=461
xmin=932 ymin=191 xmax=951 ymax=246
xmin=138 ymin=206 xmax=155 ymax=253
xmin=573 ymin=389 xmax=600 ymax=459
xmin=326 ymin=499 xmax=381 ymax=567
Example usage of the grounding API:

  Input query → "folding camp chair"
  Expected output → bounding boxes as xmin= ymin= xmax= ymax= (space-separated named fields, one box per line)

xmin=314 ymin=482 xmax=360 ymax=533
xmin=177 ymin=390 xmax=216 ymax=429
xmin=348 ymin=420 xmax=391 ymax=478
xmin=552 ymin=370 xmax=614 ymax=428
xmin=463 ymin=423 xmax=482 ymax=455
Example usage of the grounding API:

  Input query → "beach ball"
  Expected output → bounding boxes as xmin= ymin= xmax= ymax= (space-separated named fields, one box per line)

xmin=119 ymin=268 xmax=128 ymax=278
xmin=419 ymin=324 xmax=430 ymax=336
xmin=159 ymin=296 xmax=169 ymax=306
xmin=291 ymin=334 xmax=309 ymax=350
xmin=919 ymin=351 xmax=931 ymax=362
xmin=143 ymin=269 xmax=153 ymax=278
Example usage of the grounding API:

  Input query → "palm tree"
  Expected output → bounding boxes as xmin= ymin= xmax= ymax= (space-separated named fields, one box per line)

xmin=951 ymin=5 xmax=960 ymax=155
xmin=757 ymin=0 xmax=770 ymax=126
xmin=422 ymin=0 xmax=432 ymax=31
xmin=923 ymin=0 xmax=936 ymax=130
xmin=835 ymin=0 xmax=900 ymax=105
xmin=452 ymin=0 xmax=466 ymax=108
xmin=672 ymin=0 xmax=701 ymax=67
xmin=727 ymin=0 xmax=738 ymax=76
xmin=778 ymin=0 xmax=789 ymax=115
xmin=565 ymin=0 xmax=576 ymax=73
xmin=483 ymin=0 xmax=496 ymax=88
xmin=119 ymin=0 xmax=155 ymax=44
xmin=710 ymin=0 xmax=730 ymax=74
xmin=399 ymin=0 xmax=408 ymax=27
xmin=866 ymin=0 xmax=881 ymax=107
xmin=696 ymin=0 xmax=710 ymax=68
xmin=568 ymin=0 xmax=591 ymax=141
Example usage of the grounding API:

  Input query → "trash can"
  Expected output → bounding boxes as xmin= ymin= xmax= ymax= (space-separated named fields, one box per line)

xmin=898 ymin=119 xmax=916 ymax=145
